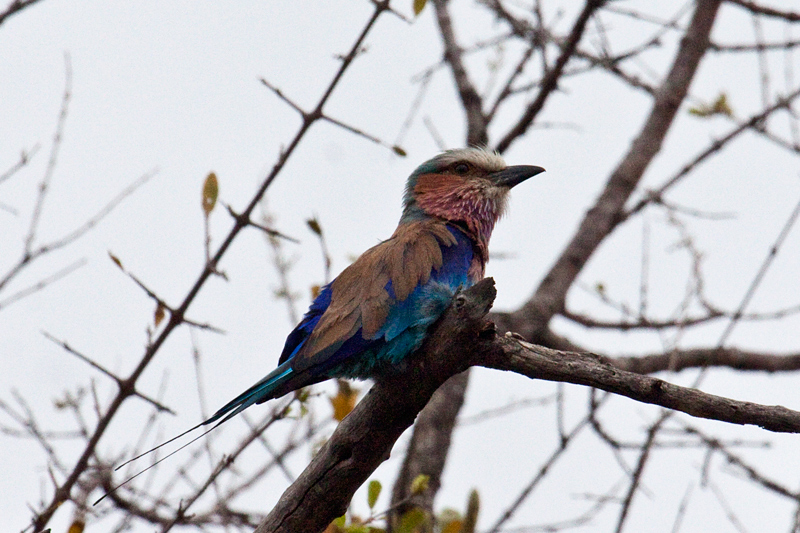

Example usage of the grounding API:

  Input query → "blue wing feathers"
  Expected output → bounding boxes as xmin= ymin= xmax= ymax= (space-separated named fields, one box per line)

xmin=278 ymin=283 xmax=332 ymax=365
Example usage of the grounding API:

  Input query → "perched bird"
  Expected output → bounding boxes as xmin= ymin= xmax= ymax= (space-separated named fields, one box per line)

xmin=206 ymin=147 xmax=544 ymax=426
xmin=102 ymin=148 xmax=543 ymax=500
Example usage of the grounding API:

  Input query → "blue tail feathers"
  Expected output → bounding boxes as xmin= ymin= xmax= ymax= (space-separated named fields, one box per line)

xmin=203 ymin=360 xmax=295 ymax=426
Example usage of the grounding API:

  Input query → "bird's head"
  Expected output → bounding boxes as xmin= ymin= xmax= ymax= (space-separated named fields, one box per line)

xmin=401 ymin=148 xmax=544 ymax=242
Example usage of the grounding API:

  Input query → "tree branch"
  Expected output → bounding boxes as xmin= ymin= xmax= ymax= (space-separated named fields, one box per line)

xmin=515 ymin=0 xmax=722 ymax=342
xmin=257 ymin=277 xmax=800 ymax=533
xmin=727 ymin=0 xmax=800 ymax=22
xmin=431 ymin=0 xmax=488 ymax=147
xmin=483 ymin=338 xmax=800 ymax=432
xmin=0 ymin=0 xmax=44 ymax=27
xmin=388 ymin=370 xmax=469 ymax=529
xmin=611 ymin=347 xmax=800 ymax=374
xmin=494 ymin=0 xmax=605 ymax=153
xmin=29 ymin=3 xmax=394 ymax=529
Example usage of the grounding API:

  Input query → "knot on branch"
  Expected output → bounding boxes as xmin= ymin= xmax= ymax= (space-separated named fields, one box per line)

xmin=412 ymin=277 xmax=497 ymax=372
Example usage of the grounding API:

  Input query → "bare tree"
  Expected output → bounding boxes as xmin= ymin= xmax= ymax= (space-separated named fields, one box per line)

xmin=5 ymin=1 xmax=800 ymax=532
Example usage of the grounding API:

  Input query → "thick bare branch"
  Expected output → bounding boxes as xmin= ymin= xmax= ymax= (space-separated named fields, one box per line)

xmin=611 ymin=347 xmax=800 ymax=374
xmin=486 ymin=338 xmax=800 ymax=433
xmin=431 ymin=0 xmax=487 ymax=147
xmin=257 ymin=278 xmax=800 ymax=533
xmin=388 ymin=370 xmax=470 ymax=529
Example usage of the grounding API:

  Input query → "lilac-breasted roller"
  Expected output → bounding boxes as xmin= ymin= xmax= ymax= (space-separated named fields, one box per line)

xmin=204 ymin=147 xmax=544 ymax=427
xmin=102 ymin=148 xmax=544 ymax=497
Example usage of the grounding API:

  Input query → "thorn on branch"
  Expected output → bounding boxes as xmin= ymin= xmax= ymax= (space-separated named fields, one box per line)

xmin=225 ymin=203 xmax=299 ymax=243
xmin=260 ymin=78 xmax=306 ymax=116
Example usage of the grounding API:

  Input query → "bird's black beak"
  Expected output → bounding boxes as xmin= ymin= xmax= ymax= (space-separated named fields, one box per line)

xmin=489 ymin=165 xmax=545 ymax=188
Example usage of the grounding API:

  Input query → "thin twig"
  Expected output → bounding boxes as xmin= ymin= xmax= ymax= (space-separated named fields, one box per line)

xmin=487 ymin=393 xmax=610 ymax=532
xmin=727 ymin=0 xmax=800 ymax=22
xmin=717 ymin=195 xmax=800 ymax=347
xmin=495 ymin=0 xmax=605 ymax=153
xmin=614 ymin=411 xmax=672 ymax=533
xmin=0 ymin=143 xmax=40 ymax=186
xmin=41 ymin=331 xmax=175 ymax=414
xmin=25 ymin=52 xmax=71 ymax=254
xmin=0 ymin=258 xmax=86 ymax=311
xmin=626 ymin=87 xmax=800 ymax=219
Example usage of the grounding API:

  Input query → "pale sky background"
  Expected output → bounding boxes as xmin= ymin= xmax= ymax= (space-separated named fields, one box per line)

xmin=2 ymin=1 xmax=800 ymax=532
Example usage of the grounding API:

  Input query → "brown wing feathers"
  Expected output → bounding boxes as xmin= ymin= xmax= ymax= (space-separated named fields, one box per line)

xmin=294 ymin=220 xmax=456 ymax=367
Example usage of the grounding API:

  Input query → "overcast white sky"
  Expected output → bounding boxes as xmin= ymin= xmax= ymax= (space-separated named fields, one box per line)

xmin=2 ymin=1 xmax=800 ymax=532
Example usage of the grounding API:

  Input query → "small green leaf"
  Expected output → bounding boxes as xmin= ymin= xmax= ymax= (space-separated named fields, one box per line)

xmin=688 ymin=92 xmax=733 ymax=118
xmin=367 ymin=479 xmax=382 ymax=509
xmin=325 ymin=515 xmax=346 ymax=532
xmin=413 ymin=0 xmax=427 ymax=16
xmin=392 ymin=145 xmax=407 ymax=157
xmin=711 ymin=93 xmax=732 ymax=116
xmin=202 ymin=172 xmax=219 ymax=215
xmin=410 ymin=474 xmax=429 ymax=495
xmin=307 ymin=217 xmax=323 ymax=236
xmin=397 ymin=508 xmax=427 ymax=533
xmin=294 ymin=387 xmax=311 ymax=403
xmin=463 ymin=489 xmax=480 ymax=533
xmin=108 ymin=251 xmax=123 ymax=270
xmin=595 ymin=282 xmax=605 ymax=295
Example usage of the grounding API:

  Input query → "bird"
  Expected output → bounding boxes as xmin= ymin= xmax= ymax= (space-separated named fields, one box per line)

xmin=204 ymin=147 xmax=544 ymax=426
xmin=108 ymin=148 xmax=543 ymax=486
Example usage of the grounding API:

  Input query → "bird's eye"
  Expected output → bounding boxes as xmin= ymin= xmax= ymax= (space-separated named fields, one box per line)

xmin=454 ymin=163 xmax=470 ymax=175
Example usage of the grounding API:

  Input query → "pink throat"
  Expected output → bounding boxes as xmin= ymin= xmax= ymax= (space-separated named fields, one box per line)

xmin=415 ymin=184 xmax=503 ymax=249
